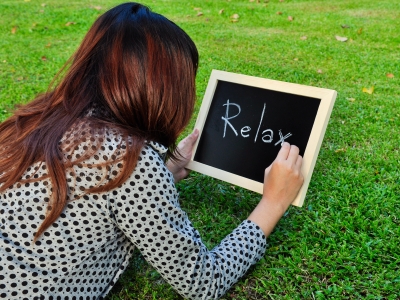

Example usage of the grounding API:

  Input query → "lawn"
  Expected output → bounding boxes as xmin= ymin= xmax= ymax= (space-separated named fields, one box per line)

xmin=1 ymin=0 xmax=399 ymax=299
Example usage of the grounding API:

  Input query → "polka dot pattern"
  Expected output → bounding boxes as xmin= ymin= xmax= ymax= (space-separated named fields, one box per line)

xmin=0 ymin=127 xmax=267 ymax=299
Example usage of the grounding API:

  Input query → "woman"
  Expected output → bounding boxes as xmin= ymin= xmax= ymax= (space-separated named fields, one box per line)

xmin=0 ymin=2 xmax=303 ymax=299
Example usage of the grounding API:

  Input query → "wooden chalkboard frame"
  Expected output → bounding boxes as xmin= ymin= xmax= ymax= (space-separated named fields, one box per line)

xmin=187 ymin=70 xmax=337 ymax=207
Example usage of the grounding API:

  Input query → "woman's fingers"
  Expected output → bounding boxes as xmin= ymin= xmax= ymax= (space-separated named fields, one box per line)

xmin=296 ymin=154 xmax=303 ymax=169
xmin=177 ymin=129 xmax=199 ymax=157
xmin=186 ymin=129 xmax=199 ymax=149
xmin=167 ymin=129 xmax=199 ymax=183
xmin=276 ymin=142 xmax=300 ymax=167
xmin=276 ymin=142 xmax=291 ymax=160
xmin=287 ymin=144 xmax=300 ymax=166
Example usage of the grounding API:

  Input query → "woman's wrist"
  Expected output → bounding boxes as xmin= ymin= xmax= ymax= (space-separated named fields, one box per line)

xmin=166 ymin=160 xmax=187 ymax=183
xmin=247 ymin=197 xmax=287 ymax=237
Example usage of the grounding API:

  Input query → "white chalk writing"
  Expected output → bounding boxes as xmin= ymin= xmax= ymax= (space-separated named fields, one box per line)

xmin=221 ymin=99 xmax=241 ymax=138
xmin=274 ymin=130 xmax=292 ymax=146
xmin=221 ymin=100 xmax=293 ymax=146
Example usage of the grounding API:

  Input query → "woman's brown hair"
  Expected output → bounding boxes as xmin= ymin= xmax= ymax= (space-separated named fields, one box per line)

xmin=0 ymin=2 xmax=198 ymax=240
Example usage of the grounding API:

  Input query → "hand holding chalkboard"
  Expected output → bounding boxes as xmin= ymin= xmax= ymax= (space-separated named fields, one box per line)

xmin=166 ymin=129 xmax=199 ymax=183
xmin=187 ymin=70 xmax=336 ymax=206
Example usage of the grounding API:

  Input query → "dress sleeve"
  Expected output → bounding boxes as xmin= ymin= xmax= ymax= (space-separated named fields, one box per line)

xmin=107 ymin=144 xmax=267 ymax=300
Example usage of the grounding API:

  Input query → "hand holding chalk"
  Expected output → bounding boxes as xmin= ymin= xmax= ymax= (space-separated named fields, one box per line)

xmin=262 ymin=142 xmax=304 ymax=207
xmin=247 ymin=142 xmax=304 ymax=236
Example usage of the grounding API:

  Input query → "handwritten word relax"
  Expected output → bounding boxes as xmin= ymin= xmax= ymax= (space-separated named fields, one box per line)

xmin=221 ymin=100 xmax=292 ymax=145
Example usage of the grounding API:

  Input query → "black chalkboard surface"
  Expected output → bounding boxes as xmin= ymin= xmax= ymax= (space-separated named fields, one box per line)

xmin=187 ymin=70 xmax=336 ymax=206
xmin=194 ymin=80 xmax=321 ymax=183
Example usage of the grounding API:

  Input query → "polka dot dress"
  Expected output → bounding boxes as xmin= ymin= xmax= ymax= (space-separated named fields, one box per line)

xmin=0 ymin=126 xmax=267 ymax=299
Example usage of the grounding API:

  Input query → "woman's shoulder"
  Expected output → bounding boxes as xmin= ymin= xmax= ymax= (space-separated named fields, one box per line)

xmin=58 ymin=119 xmax=173 ymax=198
xmin=61 ymin=119 xmax=168 ymax=163
xmin=145 ymin=140 xmax=168 ymax=161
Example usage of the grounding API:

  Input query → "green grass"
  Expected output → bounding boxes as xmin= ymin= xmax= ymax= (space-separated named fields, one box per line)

xmin=1 ymin=0 xmax=399 ymax=299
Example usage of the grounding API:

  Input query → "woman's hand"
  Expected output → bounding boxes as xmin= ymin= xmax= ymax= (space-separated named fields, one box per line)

xmin=262 ymin=142 xmax=304 ymax=212
xmin=248 ymin=142 xmax=304 ymax=237
xmin=166 ymin=129 xmax=199 ymax=183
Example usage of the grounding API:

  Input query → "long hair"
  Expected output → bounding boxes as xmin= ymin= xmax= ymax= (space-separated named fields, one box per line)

xmin=0 ymin=2 xmax=198 ymax=241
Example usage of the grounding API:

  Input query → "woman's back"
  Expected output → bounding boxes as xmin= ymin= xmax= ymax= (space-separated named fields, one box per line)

xmin=0 ymin=124 xmax=142 ymax=298
xmin=0 ymin=122 xmax=267 ymax=299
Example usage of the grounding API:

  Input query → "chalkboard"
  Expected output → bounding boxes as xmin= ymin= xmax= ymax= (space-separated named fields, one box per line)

xmin=187 ymin=70 xmax=337 ymax=206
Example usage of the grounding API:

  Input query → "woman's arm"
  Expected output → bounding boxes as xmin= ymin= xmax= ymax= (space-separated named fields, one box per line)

xmin=166 ymin=132 xmax=304 ymax=238
xmin=111 ymin=138 xmax=303 ymax=300
xmin=248 ymin=142 xmax=304 ymax=236
xmin=110 ymin=143 xmax=266 ymax=299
